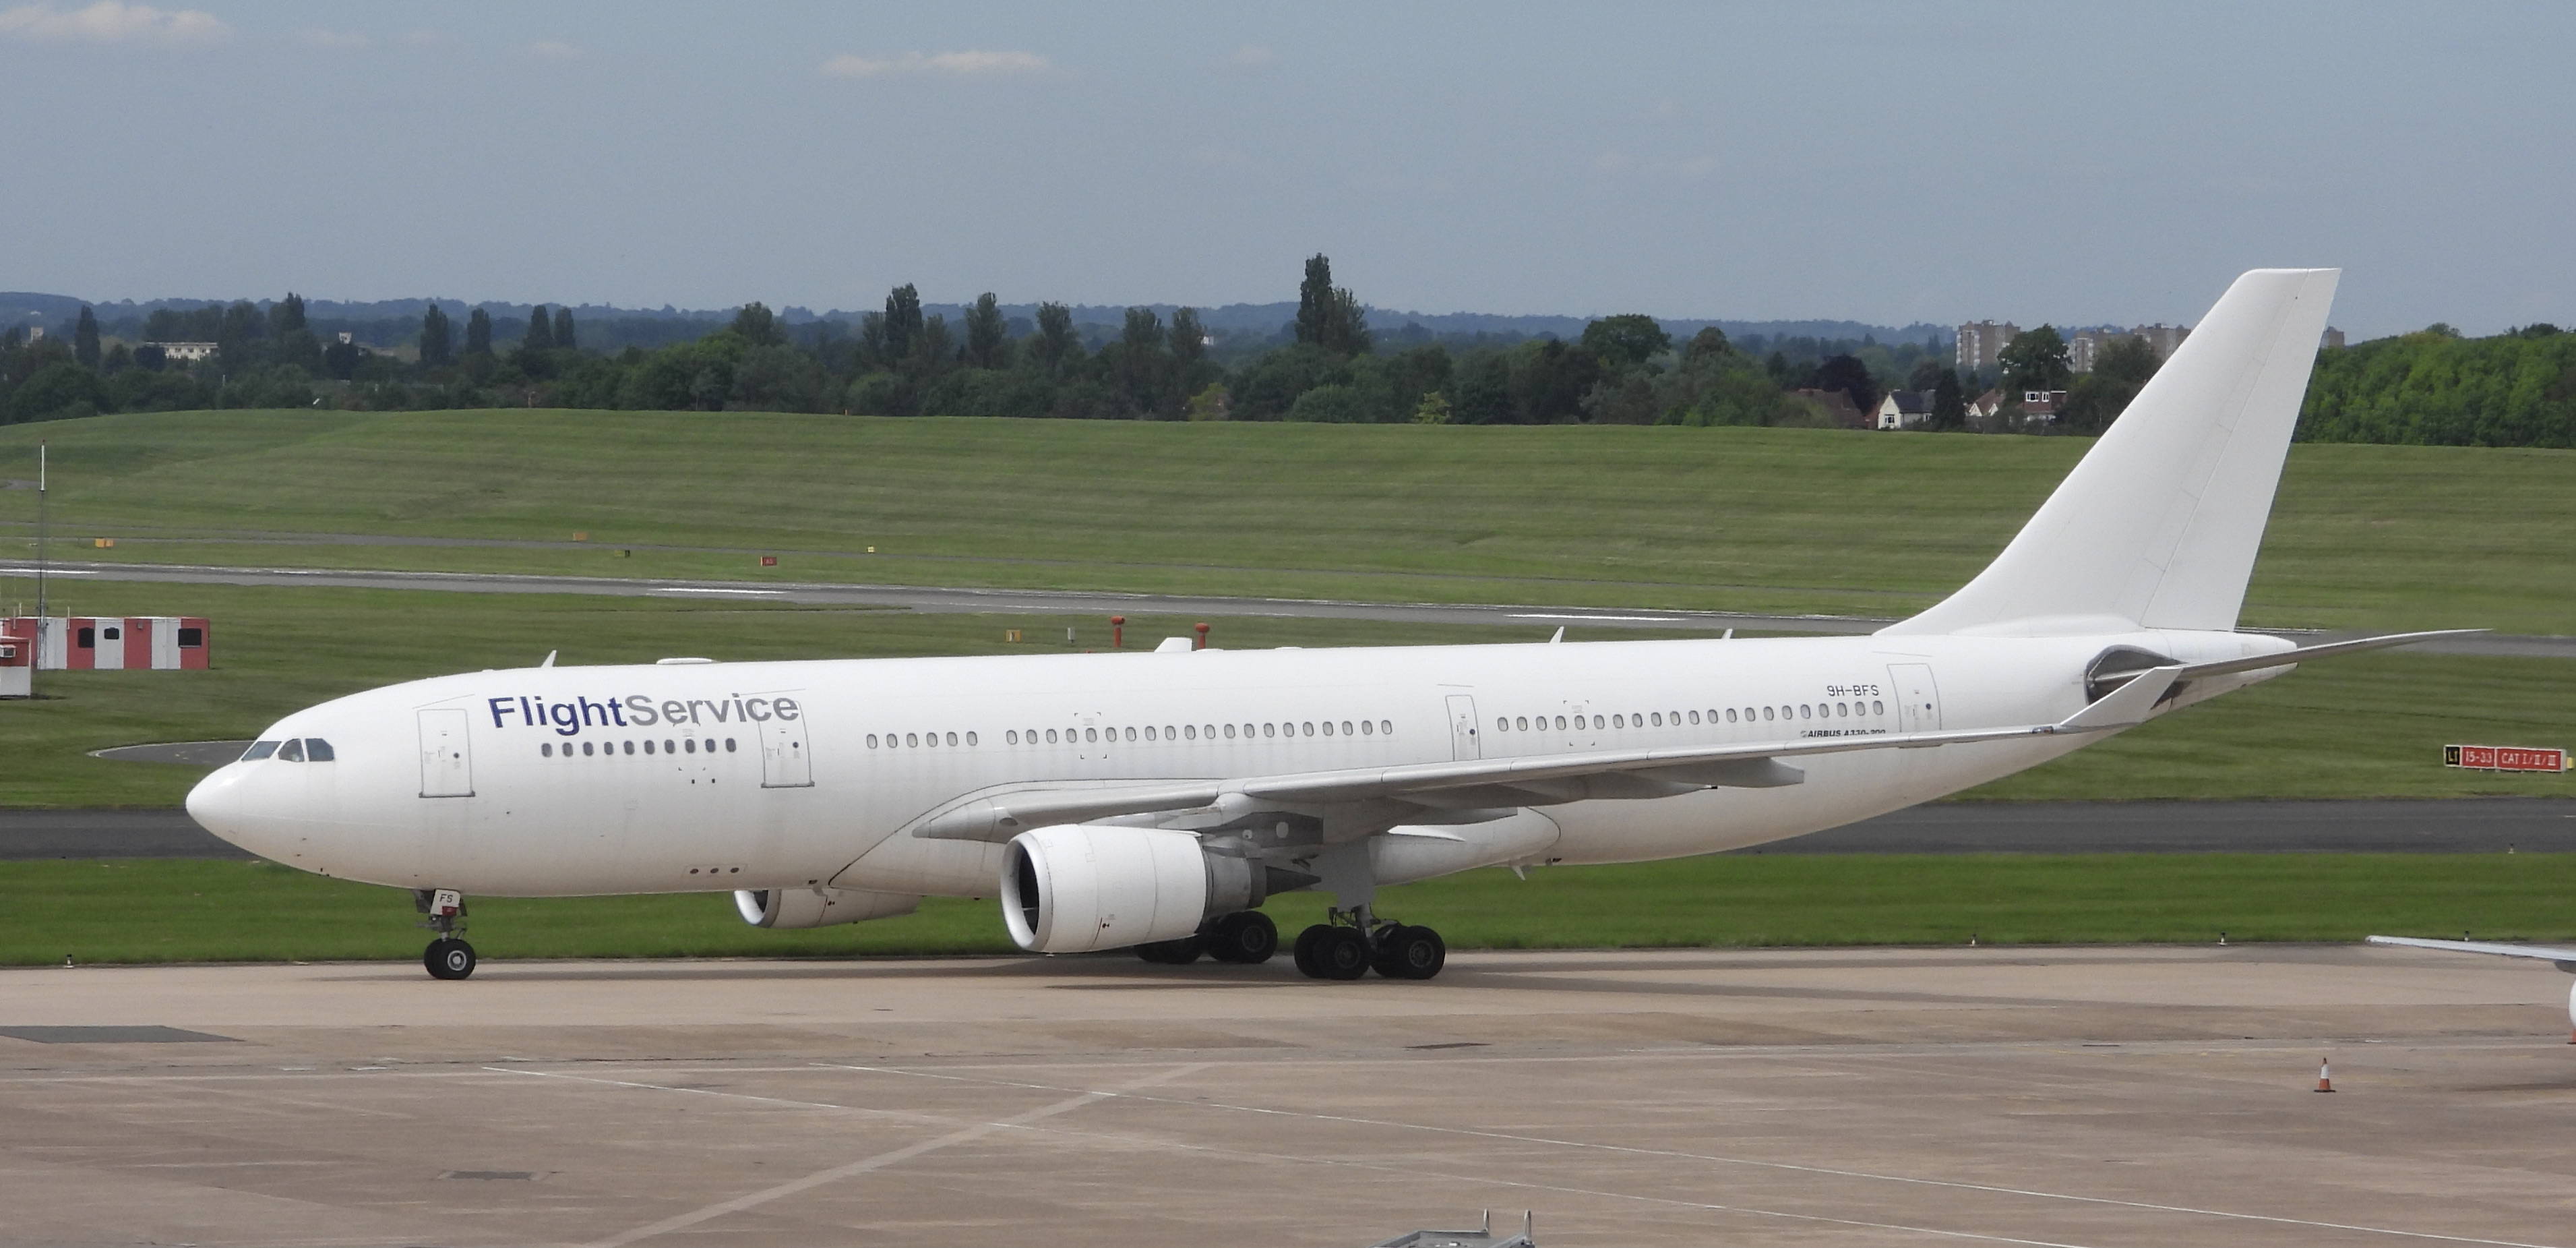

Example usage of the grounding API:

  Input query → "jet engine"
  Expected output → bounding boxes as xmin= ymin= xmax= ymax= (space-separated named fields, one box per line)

xmin=734 ymin=886 xmax=921 ymax=929
xmin=1000 ymin=825 xmax=1303 ymax=954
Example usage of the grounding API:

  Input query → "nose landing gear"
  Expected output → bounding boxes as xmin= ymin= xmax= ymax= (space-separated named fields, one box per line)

xmin=1293 ymin=907 xmax=1445 ymax=980
xmin=415 ymin=888 xmax=477 ymax=980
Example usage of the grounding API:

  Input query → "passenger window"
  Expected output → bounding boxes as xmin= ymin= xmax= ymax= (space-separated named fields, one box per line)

xmin=1224 ymin=724 xmax=1237 ymax=738
xmin=946 ymin=732 xmax=959 ymax=746
xmin=904 ymin=733 xmax=917 ymax=747
xmin=665 ymin=740 xmax=676 ymax=753
xmin=1493 ymin=718 xmax=1506 ymax=733
xmin=622 ymin=740 xmax=634 ymax=754
xmin=1361 ymin=720 xmax=1374 ymax=735
xmin=968 ymin=731 xmax=979 ymax=746
xmin=1323 ymin=721 xmax=1336 ymax=736
xmin=541 ymin=742 xmax=554 ymax=757
xmin=647 ymin=739 xmax=658 ymax=753
xmin=1182 ymin=725 xmax=1195 ymax=740
xmin=1593 ymin=715 xmax=1605 ymax=729
xmin=1612 ymin=714 xmax=1624 ymax=728
xmin=1380 ymin=720 xmax=1392 ymax=735
xmin=1688 ymin=711 xmax=1700 ymax=724
xmin=1145 ymin=725 xmax=1158 ymax=741
xmin=1341 ymin=721 xmax=1353 ymax=735
xmin=1515 ymin=717 xmax=1528 ymax=731
xmin=278 ymin=738 xmax=305 ymax=762
xmin=1122 ymin=727 xmax=1134 ymax=742
xmin=1263 ymin=723 xmax=1276 ymax=738
xmin=581 ymin=741 xmax=594 ymax=756
xmin=1762 ymin=707 xmax=1774 ymax=721
xmin=1725 ymin=709 xmax=1736 ymax=722
xmin=1874 ymin=700 xmax=1884 ymax=715
xmin=1649 ymin=713 xmax=1661 ymax=727
xmin=726 ymin=738 xmax=738 ymax=752
xmin=1047 ymin=729 xmax=1060 ymax=744
xmin=303 ymin=738 xmax=334 ymax=761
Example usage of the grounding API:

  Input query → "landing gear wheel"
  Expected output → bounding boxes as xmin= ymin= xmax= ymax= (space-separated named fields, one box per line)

xmin=1204 ymin=912 xmax=1279 ymax=964
xmin=1299 ymin=926 xmax=1371 ymax=980
xmin=425 ymin=938 xmax=477 ymax=980
xmin=1372 ymin=925 xmax=1446 ymax=980
xmin=1134 ymin=936 xmax=1204 ymax=965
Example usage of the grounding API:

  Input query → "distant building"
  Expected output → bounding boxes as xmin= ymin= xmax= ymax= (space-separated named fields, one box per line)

xmin=2069 ymin=323 xmax=2195 ymax=372
xmin=1968 ymin=389 xmax=2005 ymax=421
xmin=1873 ymin=390 xmax=1934 ymax=429
xmin=2131 ymin=323 xmax=2190 ymax=359
xmin=149 ymin=341 xmax=218 ymax=363
xmin=1956 ymin=321 xmax=2019 ymax=373
xmin=2321 ymin=326 xmax=2345 ymax=349
xmin=2019 ymin=389 xmax=2070 ymax=423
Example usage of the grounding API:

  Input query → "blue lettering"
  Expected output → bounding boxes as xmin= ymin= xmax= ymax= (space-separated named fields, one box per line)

xmin=488 ymin=696 xmax=518 ymax=728
xmin=550 ymin=702 xmax=580 ymax=736
xmin=578 ymin=696 xmax=611 ymax=726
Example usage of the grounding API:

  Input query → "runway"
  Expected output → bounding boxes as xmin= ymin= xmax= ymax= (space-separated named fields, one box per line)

xmin=11 ymin=558 xmax=2574 ymax=655
xmin=11 ymin=798 xmax=2574 ymax=862
xmin=1 ymin=946 xmax=2569 ymax=1247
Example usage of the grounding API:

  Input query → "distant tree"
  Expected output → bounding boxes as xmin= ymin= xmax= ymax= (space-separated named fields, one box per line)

xmin=1580 ymin=315 xmax=1672 ymax=372
xmin=1293 ymin=254 xmax=1372 ymax=356
xmin=1998 ymin=325 xmax=2071 ymax=394
xmin=464 ymin=307 xmax=493 ymax=357
xmin=1184 ymin=382 xmax=1229 ymax=421
xmin=271 ymin=293 xmax=307 ymax=336
xmin=963 ymin=293 xmax=1008 ymax=368
xmin=1809 ymin=353 xmax=1879 ymax=415
xmin=913 ymin=314 xmax=954 ymax=374
xmin=2060 ymin=335 xmax=2161 ymax=434
xmin=73 ymin=306 xmax=100 ymax=367
xmin=1120 ymin=306 xmax=1165 ymax=355
xmin=219 ymin=300 xmax=264 ymax=346
xmin=729 ymin=302 xmax=781 ymax=347
xmin=883 ymin=285 xmax=923 ymax=363
xmin=1168 ymin=307 xmax=1206 ymax=370
xmin=1930 ymin=367 xmax=1966 ymax=431
xmin=1905 ymin=358 xmax=1948 ymax=392
xmin=324 ymin=336 xmax=362 ymax=380
xmin=1682 ymin=326 xmax=1731 ymax=365
xmin=551 ymin=306 xmax=576 ymax=351
xmin=420 ymin=306 xmax=453 ymax=368
xmin=1411 ymin=390 xmax=1452 ymax=424
xmin=1029 ymin=302 xmax=1081 ymax=378
xmin=523 ymin=305 xmax=556 ymax=353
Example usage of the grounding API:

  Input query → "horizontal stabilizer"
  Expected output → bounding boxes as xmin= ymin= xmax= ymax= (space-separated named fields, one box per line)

xmin=2367 ymin=935 xmax=2576 ymax=970
xmin=2174 ymin=630 xmax=2486 ymax=681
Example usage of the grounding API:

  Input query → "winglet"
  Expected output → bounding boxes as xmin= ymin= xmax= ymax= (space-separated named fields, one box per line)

xmin=2054 ymin=664 xmax=2182 ymax=732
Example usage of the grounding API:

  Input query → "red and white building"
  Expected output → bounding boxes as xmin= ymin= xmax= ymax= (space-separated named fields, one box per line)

xmin=4 ymin=617 xmax=210 ymax=672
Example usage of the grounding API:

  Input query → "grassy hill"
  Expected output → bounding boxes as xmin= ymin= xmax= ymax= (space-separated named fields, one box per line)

xmin=3 ymin=410 xmax=2570 ymax=632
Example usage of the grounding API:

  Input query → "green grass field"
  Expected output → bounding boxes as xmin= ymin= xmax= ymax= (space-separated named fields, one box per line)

xmin=4 ymin=853 xmax=2567 ymax=967
xmin=5 ymin=579 xmax=2571 ymax=809
xmin=3 ymin=410 xmax=2570 ymax=632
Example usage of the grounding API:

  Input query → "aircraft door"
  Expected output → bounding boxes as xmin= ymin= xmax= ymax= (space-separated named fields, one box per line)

xmin=1445 ymin=694 xmax=1482 ymax=761
xmin=1888 ymin=663 xmax=1942 ymax=734
xmin=756 ymin=694 xmax=814 ymax=788
xmin=417 ymin=707 xmax=474 ymax=798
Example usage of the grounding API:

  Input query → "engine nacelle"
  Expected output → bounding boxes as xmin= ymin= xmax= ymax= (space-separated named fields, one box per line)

xmin=1000 ymin=825 xmax=1275 ymax=953
xmin=734 ymin=887 xmax=921 ymax=929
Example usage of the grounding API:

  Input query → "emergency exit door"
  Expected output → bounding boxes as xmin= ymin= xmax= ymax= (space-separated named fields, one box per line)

xmin=417 ymin=708 xmax=474 ymax=798
xmin=756 ymin=694 xmax=814 ymax=788
xmin=1446 ymin=694 xmax=1482 ymax=761
xmin=1887 ymin=663 xmax=1942 ymax=734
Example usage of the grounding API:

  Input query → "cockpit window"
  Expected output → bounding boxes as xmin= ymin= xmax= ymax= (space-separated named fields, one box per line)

xmin=305 ymin=738 xmax=335 ymax=762
xmin=242 ymin=740 xmax=280 ymax=761
xmin=277 ymin=738 xmax=305 ymax=762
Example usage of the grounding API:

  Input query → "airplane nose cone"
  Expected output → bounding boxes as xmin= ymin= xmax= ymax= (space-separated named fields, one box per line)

xmin=185 ymin=764 xmax=253 ymax=852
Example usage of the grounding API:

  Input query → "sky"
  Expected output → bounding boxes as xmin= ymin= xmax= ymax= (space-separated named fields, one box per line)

xmin=1 ymin=1 xmax=2569 ymax=338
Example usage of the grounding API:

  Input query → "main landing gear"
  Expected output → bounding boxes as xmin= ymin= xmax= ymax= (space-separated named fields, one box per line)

xmin=415 ymin=888 xmax=477 ymax=980
xmin=1134 ymin=911 xmax=1282 ymax=966
xmin=1293 ymin=907 xmax=1446 ymax=981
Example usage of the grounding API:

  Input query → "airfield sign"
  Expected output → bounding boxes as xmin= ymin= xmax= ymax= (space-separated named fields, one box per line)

xmin=2444 ymin=744 xmax=2569 ymax=773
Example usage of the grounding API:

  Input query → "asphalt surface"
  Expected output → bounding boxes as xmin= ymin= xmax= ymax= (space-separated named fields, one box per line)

xmin=15 ymin=558 xmax=2576 ymax=654
xmin=15 ymin=798 xmax=2573 ymax=862
xmin=4 ymin=947 xmax=2571 ymax=1247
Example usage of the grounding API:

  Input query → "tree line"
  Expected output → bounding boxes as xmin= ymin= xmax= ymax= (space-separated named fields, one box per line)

xmin=5 ymin=259 xmax=2565 ymax=449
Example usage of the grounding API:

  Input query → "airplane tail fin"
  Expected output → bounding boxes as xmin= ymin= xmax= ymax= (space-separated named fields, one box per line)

xmin=1882 ymin=268 xmax=2339 ymax=637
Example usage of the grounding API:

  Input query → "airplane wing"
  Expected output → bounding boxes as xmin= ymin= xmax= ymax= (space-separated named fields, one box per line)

xmin=2366 ymin=935 xmax=2576 ymax=969
xmin=914 ymin=665 xmax=2186 ymax=841
xmin=2086 ymin=629 xmax=2486 ymax=691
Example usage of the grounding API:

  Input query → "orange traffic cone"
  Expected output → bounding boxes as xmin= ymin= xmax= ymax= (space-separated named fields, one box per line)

xmin=2314 ymin=1059 xmax=2335 ymax=1093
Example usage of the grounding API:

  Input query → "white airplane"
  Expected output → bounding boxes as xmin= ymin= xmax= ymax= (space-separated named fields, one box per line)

xmin=187 ymin=268 xmax=2467 ymax=982
xmin=2366 ymin=936 xmax=2576 ymax=1042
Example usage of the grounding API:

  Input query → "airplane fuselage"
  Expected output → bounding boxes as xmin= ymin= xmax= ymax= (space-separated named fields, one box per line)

xmin=188 ymin=626 xmax=2291 ymax=900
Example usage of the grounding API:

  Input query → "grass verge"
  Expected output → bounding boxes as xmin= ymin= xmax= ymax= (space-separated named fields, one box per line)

xmin=5 ymin=854 xmax=2569 ymax=967
xmin=3 ymin=411 xmax=2569 ymax=632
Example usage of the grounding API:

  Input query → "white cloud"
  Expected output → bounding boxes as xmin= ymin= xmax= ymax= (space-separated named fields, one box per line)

xmin=820 ymin=49 xmax=1047 ymax=79
xmin=526 ymin=39 xmax=580 ymax=59
xmin=297 ymin=28 xmax=365 ymax=49
xmin=0 ymin=1 xmax=228 ymax=44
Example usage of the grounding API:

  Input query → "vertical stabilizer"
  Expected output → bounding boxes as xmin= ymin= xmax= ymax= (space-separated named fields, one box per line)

xmin=1883 ymin=268 xmax=2338 ymax=637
